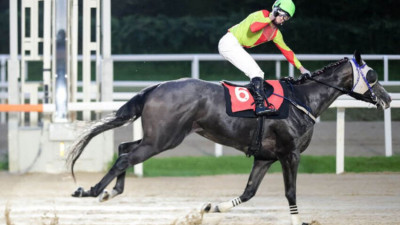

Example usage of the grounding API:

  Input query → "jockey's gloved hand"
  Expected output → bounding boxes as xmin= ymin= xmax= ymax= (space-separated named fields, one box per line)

xmin=270 ymin=8 xmax=277 ymax=20
xmin=299 ymin=67 xmax=311 ymax=76
xmin=298 ymin=67 xmax=311 ymax=82
xmin=297 ymin=74 xmax=310 ymax=83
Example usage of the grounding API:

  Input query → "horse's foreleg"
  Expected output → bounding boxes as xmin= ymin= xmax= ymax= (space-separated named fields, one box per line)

xmin=202 ymin=158 xmax=275 ymax=213
xmin=279 ymin=152 xmax=308 ymax=225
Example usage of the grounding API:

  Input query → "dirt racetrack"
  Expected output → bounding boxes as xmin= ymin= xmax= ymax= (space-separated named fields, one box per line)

xmin=1 ymin=172 xmax=399 ymax=225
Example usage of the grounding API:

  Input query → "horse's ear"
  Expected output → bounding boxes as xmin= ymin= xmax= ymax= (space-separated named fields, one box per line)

xmin=353 ymin=50 xmax=363 ymax=65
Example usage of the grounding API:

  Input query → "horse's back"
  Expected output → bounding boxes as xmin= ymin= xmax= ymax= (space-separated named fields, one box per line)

xmin=142 ymin=78 xmax=224 ymax=119
xmin=147 ymin=78 xmax=223 ymax=104
xmin=158 ymin=78 xmax=221 ymax=94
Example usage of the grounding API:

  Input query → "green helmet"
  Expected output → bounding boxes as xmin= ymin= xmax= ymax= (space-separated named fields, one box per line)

xmin=272 ymin=0 xmax=296 ymax=17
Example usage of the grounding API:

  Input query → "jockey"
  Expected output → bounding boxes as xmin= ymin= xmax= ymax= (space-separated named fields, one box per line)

xmin=219 ymin=0 xmax=310 ymax=116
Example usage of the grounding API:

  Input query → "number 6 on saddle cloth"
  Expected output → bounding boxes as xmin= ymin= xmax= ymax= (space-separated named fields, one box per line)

xmin=221 ymin=80 xmax=290 ymax=119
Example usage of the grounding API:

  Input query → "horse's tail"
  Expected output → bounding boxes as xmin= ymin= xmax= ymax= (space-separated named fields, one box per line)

xmin=67 ymin=84 xmax=159 ymax=181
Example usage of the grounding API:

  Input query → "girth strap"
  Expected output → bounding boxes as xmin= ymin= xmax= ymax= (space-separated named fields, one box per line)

xmin=247 ymin=116 xmax=265 ymax=157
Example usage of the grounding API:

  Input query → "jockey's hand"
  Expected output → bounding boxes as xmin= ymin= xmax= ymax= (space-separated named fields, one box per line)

xmin=299 ymin=66 xmax=311 ymax=76
xmin=270 ymin=8 xmax=277 ymax=20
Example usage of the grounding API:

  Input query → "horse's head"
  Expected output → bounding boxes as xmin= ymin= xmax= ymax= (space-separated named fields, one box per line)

xmin=347 ymin=51 xmax=391 ymax=110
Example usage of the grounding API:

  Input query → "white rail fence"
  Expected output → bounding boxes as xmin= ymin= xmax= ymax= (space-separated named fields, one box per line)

xmin=1 ymin=53 xmax=400 ymax=89
xmin=108 ymin=54 xmax=400 ymax=86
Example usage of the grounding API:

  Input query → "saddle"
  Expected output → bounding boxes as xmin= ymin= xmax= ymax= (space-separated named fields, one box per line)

xmin=221 ymin=80 xmax=290 ymax=157
xmin=221 ymin=80 xmax=289 ymax=119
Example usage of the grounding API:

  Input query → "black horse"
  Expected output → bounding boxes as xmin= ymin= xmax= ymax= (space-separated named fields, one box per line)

xmin=68 ymin=52 xmax=391 ymax=225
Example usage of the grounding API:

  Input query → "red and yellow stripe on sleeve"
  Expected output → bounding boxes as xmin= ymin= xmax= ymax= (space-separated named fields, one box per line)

xmin=273 ymin=30 xmax=302 ymax=69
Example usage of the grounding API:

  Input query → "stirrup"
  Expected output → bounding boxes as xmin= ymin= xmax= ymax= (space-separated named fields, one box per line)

xmin=256 ymin=107 xmax=278 ymax=116
xmin=255 ymin=100 xmax=278 ymax=116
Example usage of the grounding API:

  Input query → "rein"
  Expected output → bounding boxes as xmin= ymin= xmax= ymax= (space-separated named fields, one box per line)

xmin=307 ymin=57 xmax=377 ymax=103
xmin=307 ymin=76 xmax=349 ymax=94
xmin=280 ymin=57 xmax=377 ymax=122
xmin=273 ymin=92 xmax=316 ymax=122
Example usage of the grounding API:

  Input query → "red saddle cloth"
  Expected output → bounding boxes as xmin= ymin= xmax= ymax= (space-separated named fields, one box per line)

xmin=221 ymin=80 xmax=288 ymax=118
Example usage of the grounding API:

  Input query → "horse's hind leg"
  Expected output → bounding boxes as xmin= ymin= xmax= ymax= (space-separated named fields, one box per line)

xmin=108 ymin=140 xmax=141 ymax=199
xmin=202 ymin=158 xmax=275 ymax=213
xmin=72 ymin=142 xmax=161 ymax=200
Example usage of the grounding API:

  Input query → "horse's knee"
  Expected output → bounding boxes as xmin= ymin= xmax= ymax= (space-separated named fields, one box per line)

xmin=118 ymin=143 xmax=131 ymax=155
xmin=118 ymin=140 xmax=141 ymax=155
xmin=118 ymin=144 xmax=130 ymax=156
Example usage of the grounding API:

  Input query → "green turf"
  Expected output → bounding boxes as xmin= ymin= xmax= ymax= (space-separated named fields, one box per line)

xmin=0 ymin=160 xmax=8 ymax=170
xmin=124 ymin=155 xmax=400 ymax=177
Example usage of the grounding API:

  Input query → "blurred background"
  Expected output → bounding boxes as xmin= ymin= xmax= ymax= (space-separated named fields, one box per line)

xmin=1 ymin=0 xmax=400 ymax=81
xmin=2 ymin=0 xmax=400 ymax=54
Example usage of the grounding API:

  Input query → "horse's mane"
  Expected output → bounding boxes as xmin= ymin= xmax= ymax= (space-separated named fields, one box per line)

xmin=281 ymin=57 xmax=349 ymax=85
xmin=311 ymin=57 xmax=349 ymax=77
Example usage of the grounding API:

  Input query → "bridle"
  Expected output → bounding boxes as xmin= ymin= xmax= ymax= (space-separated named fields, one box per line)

xmin=278 ymin=57 xmax=379 ymax=123
xmin=307 ymin=57 xmax=378 ymax=104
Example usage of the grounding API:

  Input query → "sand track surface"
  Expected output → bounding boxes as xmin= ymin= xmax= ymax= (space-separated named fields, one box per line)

xmin=1 ymin=172 xmax=399 ymax=225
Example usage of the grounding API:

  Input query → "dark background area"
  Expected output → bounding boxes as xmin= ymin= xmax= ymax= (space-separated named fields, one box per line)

xmin=0 ymin=0 xmax=399 ymax=54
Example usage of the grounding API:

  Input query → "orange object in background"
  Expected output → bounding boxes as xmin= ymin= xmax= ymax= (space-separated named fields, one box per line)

xmin=0 ymin=104 xmax=43 ymax=112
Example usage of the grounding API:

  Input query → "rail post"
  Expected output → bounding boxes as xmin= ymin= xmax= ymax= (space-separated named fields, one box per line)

xmin=275 ymin=60 xmax=281 ymax=79
xmin=289 ymin=64 xmax=294 ymax=77
xmin=215 ymin=144 xmax=223 ymax=157
xmin=336 ymin=107 xmax=345 ymax=174
xmin=383 ymin=55 xmax=389 ymax=83
xmin=133 ymin=119 xmax=143 ymax=177
xmin=384 ymin=108 xmax=392 ymax=157
xmin=8 ymin=0 xmax=20 ymax=172
xmin=192 ymin=55 xmax=200 ymax=79
xmin=54 ymin=0 xmax=69 ymax=122
xmin=0 ymin=58 xmax=6 ymax=123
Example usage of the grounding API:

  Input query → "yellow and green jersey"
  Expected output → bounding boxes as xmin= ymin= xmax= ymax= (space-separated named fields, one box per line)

xmin=229 ymin=10 xmax=302 ymax=69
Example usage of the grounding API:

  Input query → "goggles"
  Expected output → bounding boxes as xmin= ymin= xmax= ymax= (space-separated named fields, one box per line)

xmin=274 ymin=9 xmax=291 ymax=21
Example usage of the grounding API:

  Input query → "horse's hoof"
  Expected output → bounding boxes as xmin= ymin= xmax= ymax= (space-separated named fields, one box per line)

xmin=201 ymin=202 xmax=212 ymax=213
xmin=71 ymin=187 xmax=84 ymax=197
xmin=99 ymin=190 xmax=110 ymax=202
xmin=110 ymin=189 xmax=120 ymax=199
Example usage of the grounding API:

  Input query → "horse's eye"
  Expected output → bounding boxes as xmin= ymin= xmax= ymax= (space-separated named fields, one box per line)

xmin=366 ymin=70 xmax=377 ymax=84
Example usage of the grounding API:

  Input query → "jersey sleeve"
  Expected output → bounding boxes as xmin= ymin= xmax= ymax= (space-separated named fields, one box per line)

xmin=272 ymin=30 xmax=302 ymax=69
xmin=249 ymin=10 xmax=272 ymax=33
xmin=250 ymin=22 xmax=269 ymax=32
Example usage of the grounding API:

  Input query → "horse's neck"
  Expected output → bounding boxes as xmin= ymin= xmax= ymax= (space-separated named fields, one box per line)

xmin=302 ymin=81 xmax=342 ymax=117
xmin=296 ymin=63 xmax=352 ymax=118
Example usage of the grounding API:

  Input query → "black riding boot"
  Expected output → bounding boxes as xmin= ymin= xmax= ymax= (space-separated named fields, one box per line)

xmin=251 ymin=77 xmax=277 ymax=116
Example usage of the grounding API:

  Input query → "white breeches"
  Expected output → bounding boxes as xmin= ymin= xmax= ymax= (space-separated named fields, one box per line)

xmin=218 ymin=32 xmax=264 ymax=79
